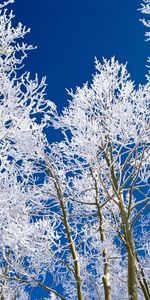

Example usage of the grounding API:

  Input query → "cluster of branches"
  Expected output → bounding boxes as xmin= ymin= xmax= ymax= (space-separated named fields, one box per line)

xmin=0 ymin=1 xmax=149 ymax=300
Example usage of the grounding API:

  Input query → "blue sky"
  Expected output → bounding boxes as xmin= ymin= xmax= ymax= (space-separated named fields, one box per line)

xmin=9 ymin=0 xmax=149 ymax=298
xmin=12 ymin=0 xmax=149 ymax=112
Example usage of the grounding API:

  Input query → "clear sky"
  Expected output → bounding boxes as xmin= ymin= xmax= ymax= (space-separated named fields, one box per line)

xmin=8 ymin=0 xmax=149 ymax=298
xmin=11 ymin=0 xmax=149 ymax=112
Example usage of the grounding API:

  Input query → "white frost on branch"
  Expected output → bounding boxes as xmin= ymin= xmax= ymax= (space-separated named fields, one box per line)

xmin=0 ymin=0 xmax=14 ymax=9
xmin=0 ymin=1 xmax=149 ymax=299
xmin=140 ymin=0 xmax=150 ymax=40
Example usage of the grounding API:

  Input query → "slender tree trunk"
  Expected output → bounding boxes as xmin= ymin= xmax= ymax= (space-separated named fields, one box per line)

xmin=48 ymin=166 xmax=84 ymax=300
xmin=57 ymin=190 xmax=84 ymax=300
xmin=138 ymin=278 xmax=150 ymax=300
xmin=119 ymin=195 xmax=138 ymax=300
xmin=61 ymin=208 xmax=83 ymax=300
xmin=99 ymin=212 xmax=111 ymax=300
xmin=91 ymin=168 xmax=112 ymax=300
xmin=102 ymin=248 xmax=111 ymax=300
xmin=136 ymin=254 xmax=150 ymax=300
xmin=127 ymin=237 xmax=138 ymax=300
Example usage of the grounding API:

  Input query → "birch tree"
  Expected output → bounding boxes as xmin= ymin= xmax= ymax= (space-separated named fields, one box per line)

xmin=0 ymin=1 xmax=61 ymax=299
xmin=53 ymin=57 xmax=150 ymax=300
xmin=0 ymin=1 xmax=149 ymax=300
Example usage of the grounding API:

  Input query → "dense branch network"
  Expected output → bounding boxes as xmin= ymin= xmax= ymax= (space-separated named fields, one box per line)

xmin=0 ymin=1 xmax=149 ymax=300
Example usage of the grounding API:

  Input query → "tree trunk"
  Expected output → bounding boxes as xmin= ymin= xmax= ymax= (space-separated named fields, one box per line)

xmin=127 ymin=241 xmax=138 ymax=300
xmin=136 ymin=254 xmax=150 ymax=300
xmin=91 ymin=168 xmax=112 ymax=300
xmin=48 ymin=166 xmax=84 ymax=300
xmin=102 ymin=248 xmax=111 ymax=300
xmin=120 ymin=196 xmax=138 ymax=300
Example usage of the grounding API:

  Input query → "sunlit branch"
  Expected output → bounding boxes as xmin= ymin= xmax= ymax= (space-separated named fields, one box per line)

xmin=0 ymin=274 xmax=67 ymax=300
xmin=131 ymin=203 xmax=150 ymax=227
xmin=131 ymin=197 xmax=150 ymax=210
xmin=45 ymin=159 xmax=84 ymax=300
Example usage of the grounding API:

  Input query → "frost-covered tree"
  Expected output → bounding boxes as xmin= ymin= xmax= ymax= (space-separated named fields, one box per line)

xmin=0 ymin=1 xmax=61 ymax=299
xmin=0 ymin=1 xmax=149 ymax=300
xmin=140 ymin=0 xmax=150 ymax=40
xmin=52 ymin=57 xmax=150 ymax=300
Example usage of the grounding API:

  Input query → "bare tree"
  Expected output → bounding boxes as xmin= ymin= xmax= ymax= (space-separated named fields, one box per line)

xmin=0 ymin=1 xmax=149 ymax=300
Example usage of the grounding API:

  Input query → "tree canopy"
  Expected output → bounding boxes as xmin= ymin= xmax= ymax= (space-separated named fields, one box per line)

xmin=0 ymin=1 xmax=149 ymax=299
